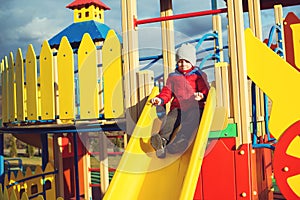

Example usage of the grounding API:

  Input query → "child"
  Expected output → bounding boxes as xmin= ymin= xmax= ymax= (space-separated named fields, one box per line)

xmin=150 ymin=43 xmax=209 ymax=158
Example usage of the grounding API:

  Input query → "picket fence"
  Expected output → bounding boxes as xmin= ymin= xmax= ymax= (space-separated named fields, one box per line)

xmin=1 ymin=29 xmax=154 ymax=126
xmin=1 ymin=163 xmax=62 ymax=200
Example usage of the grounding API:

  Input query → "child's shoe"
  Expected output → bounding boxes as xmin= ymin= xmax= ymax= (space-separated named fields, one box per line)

xmin=150 ymin=134 xmax=167 ymax=158
xmin=167 ymin=137 xmax=188 ymax=154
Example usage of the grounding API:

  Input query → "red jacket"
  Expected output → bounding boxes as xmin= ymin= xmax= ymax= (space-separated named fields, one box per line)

xmin=157 ymin=67 xmax=209 ymax=111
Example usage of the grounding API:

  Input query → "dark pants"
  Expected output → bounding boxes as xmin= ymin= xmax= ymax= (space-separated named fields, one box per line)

xmin=159 ymin=107 xmax=203 ymax=153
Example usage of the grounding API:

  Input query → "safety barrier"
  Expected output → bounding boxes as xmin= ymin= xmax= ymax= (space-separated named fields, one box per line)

xmin=0 ymin=30 xmax=126 ymax=125
xmin=2 ymin=163 xmax=60 ymax=200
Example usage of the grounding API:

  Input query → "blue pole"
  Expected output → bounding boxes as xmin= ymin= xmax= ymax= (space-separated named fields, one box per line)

xmin=41 ymin=133 xmax=49 ymax=170
xmin=0 ymin=133 xmax=4 ymax=186
xmin=211 ymin=0 xmax=217 ymax=10
xmin=73 ymin=132 xmax=80 ymax=200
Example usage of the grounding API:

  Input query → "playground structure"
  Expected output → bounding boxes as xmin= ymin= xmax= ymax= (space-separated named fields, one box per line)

xmin=0 ymin=0 xmax=300 ymax=200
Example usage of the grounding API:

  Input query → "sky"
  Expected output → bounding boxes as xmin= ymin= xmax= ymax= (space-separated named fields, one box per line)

xmin=0 ymin=0 xmax=300 ymax=80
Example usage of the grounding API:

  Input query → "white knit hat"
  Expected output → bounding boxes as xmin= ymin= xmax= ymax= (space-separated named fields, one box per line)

xmin=176 ymin=43 xmax=197 ymax=66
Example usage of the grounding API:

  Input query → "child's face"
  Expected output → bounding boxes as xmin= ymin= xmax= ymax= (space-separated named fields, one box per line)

xmin=177 ymin=59 xmax=193 ymax=71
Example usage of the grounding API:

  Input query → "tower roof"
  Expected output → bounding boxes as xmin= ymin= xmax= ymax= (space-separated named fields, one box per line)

xmin=48 ymin=20 xmax=121 ymax=49
xmin=66 ymin=0 xmax=110 ymax=10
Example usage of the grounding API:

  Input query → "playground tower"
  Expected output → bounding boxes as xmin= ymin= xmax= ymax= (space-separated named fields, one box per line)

xmin=49 ymin=0 xmax=116 ymax=49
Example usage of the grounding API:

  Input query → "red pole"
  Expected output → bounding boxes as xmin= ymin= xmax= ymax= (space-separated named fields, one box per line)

xmin=135 ymin=8 xmax=227 ymax=27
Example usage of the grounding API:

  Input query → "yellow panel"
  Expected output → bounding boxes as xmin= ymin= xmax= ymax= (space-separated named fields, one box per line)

xmin=26 ymin=44 xmax=39 ymax=120
xmin=291 ymin=24 xmax=300 ymax=69
xmin=210 ymin=106 xmax=228 ymax=131
xmin=15 ymin=48 xmax=26 ymax=121
xmin=287 ymin=174 xmax=300 ymax=198
xmin=57 ymin=37 xmax=75 ymax=120
xmin=78 ymin=33 xmax=99 ymax=119
xmin=8 ymin=52 xmax=16 ymax=121
xmin=102 ymin=30 xmax=124 ymax=119
xmin=2 ymin=58 xmax=8 ymax=123
xmin=286 ymin=135 xmax=300 ymax=158
xmin=103 ymin=87 xmax=216 ymax=200
xmin=40 ymin=40 xmax=55 ymax=120
xmin=245 ymin=28 xmax=300 ymax=139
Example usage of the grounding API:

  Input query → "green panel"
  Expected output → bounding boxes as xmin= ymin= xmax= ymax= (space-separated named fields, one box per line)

xmin=103 ymin=30 xmax=124 ymax=119
xmin=209 ymin=123 xmax=237 ymax=138
xmin=40 ymin=40 xmax=55 ymax=120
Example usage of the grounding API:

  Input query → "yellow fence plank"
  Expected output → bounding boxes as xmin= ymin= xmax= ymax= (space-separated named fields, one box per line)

xmin=0 ymin=183 xmax=3 ymax=199
xmin=57 ymin=37 xmax=75 ymax=120
xmin=16 ymin=48 xmax=26 ymax=121
xmin=2 ymin=58 xmax=8 ymax=123
xmin=8 ymin=52 xmax=16 ymax=121
xmin=3 ymin=187 xmax=9 ymax=200
xmin=78 ymin=33 xmax=99 ymax=119
xmin=26 ymin=44 xmax=39 ymax=120
xmin=44 ymin=163 xmax=56 ymax=199
xmin=9 ymin=189 xmax=17 ymax=200
xmin=102 ymin=30 xmax=124 ymax=119
xmin=40 ymin=40 xmax=55 ymax=120
xmin=3 ymin=163 xmax=60 ymax=200
xmin=21 ymin=192 xmax=29 ymax=200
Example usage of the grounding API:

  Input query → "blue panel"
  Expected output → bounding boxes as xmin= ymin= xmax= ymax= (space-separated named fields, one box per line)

xmin=48 ymin=20 xmax=122 ymax=47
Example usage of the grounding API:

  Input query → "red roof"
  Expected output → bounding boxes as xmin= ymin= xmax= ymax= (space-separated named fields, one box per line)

xmin=66 ymin=0 xmax=110 ymax=10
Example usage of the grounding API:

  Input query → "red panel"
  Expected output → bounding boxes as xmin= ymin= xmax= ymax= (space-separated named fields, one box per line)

xmin=194 ymin=138 xmax=236 ymax=200
xmin=62 ymin=133 xmax=86 ymax=158
xmin=255 ymin=137 xmax=274 ymax=199
xmin=234 ymin=144 xmax=253 ymax=200
xmin=284 ymin=12 xmax=300 ymax=69
xmin=274 ymin=121 xmax=300 ymax=200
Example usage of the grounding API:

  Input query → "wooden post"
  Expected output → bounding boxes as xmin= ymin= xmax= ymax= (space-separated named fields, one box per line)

xmin=122 ymin=0 xmax=139 ymax=132
xmin=226 ymin=0 xmax=242 ymax=141
xmin=95 ymin=41 xmax=104 ymax=115
xmin=81 ymin=133 xmax=92 ymax=200
xmin=248 ymin=0 xmax=265 ymax=126
xmin=99 ymin=132 xmax=109 ymax=195
xmin=160 ymin=0 xmax=175 ymax=78
xmin=227 ymin=0 xmax=251 ymax=146
xmin=274 ymin=4 xmax=286 ymax=59
xmin=54 ymin=135 xmax=64 ymax=198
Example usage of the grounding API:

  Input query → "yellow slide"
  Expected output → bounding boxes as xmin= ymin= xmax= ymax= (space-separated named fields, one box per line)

xmin=103 ymin=87 xmax=216 ymax=200
xmin=245 ymin=28 xmax=300 ymax=139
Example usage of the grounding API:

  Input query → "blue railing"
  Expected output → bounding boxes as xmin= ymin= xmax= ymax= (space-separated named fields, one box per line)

xmin=251 ymin=25 xmax=283 ymax=149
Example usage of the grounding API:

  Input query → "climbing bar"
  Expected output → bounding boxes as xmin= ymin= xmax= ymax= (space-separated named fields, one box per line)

xmin=134 ymin=8 xmax=227 ymax=27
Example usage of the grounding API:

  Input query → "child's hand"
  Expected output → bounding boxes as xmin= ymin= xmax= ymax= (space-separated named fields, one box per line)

xmin=150 ymin=97 xmax=162 ymax=106
xmin=194 ymin=92 xmax=204 ymax=101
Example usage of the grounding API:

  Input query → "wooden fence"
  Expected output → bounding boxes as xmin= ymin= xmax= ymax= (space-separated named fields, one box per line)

xmin=1 ymin=30 xmax=154 ymax=126
xmin=1 ymin=163 xmax=62 ymax=200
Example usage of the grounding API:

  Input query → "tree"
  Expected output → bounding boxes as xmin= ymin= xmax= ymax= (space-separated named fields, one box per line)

xmin=26 ymin=145 xmax=35 ymax=158
xmin=9 ymin=136 xmax=17 ymax=157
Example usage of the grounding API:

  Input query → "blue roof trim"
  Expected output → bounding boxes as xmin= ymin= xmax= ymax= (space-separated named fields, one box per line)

xmin=48 ymin=20 xmax=122 ymax=47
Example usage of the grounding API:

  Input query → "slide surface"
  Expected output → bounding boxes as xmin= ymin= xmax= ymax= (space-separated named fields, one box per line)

xmin=103 ymin=87 xmax=216 ymax=200
xmin=245 ymin=28 xmax=300 ymax=139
